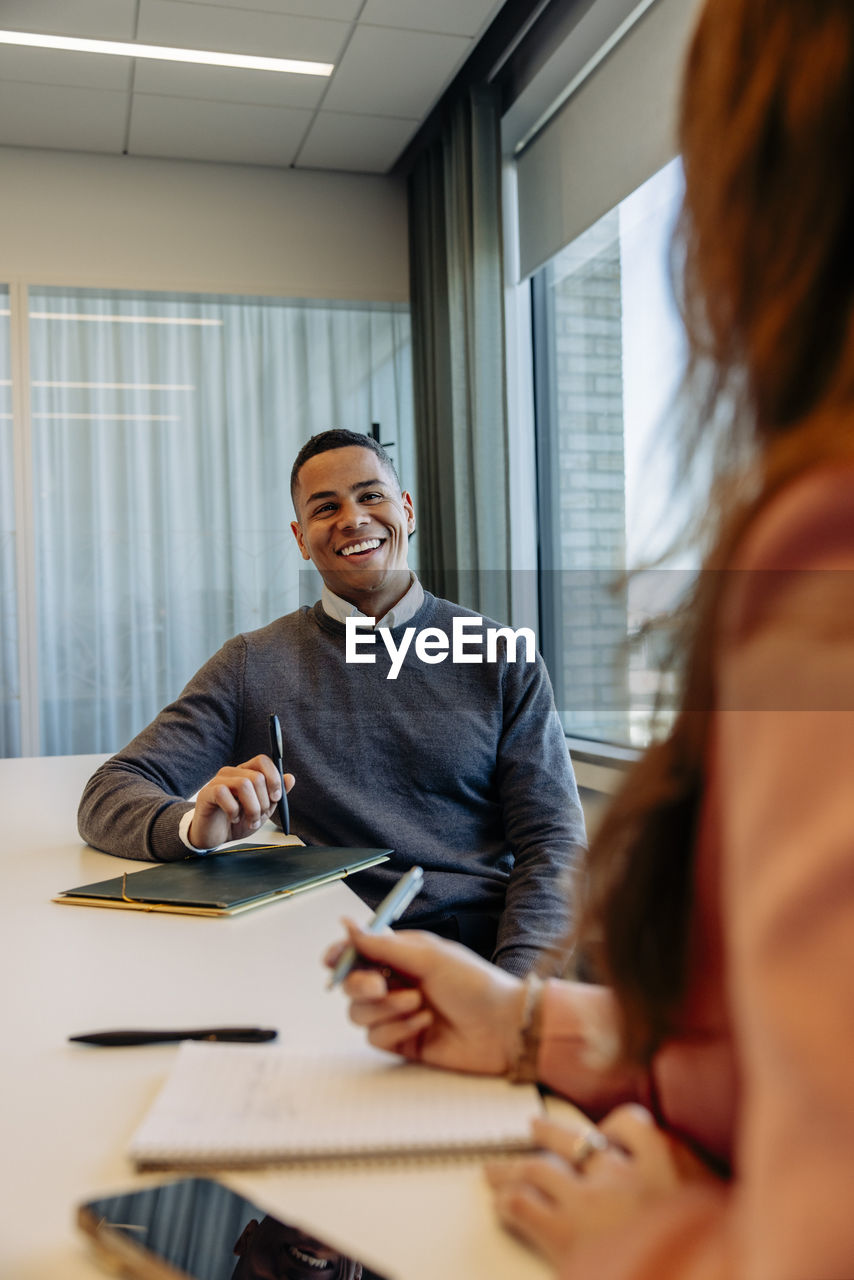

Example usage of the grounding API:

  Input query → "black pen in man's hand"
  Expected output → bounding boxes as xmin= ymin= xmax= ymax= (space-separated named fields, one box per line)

xmin=268 ymin=713 xmax=290 ymax=836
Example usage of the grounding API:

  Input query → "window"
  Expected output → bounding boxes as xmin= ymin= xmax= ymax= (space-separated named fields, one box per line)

xmin=6 ymin=287 xmax=413 ymax=756
xmin=533 ymin=158 xmax=690 ymax=747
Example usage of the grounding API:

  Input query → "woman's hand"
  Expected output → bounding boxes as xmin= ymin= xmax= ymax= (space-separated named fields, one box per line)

xmin=485 ymin=1105 xmax=720 ymax=1267
xmin=323 ymin=923 xmax=528 ymax=1076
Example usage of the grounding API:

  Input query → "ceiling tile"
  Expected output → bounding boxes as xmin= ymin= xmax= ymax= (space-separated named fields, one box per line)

xmin=0 ymin=0 xmax=137 ymax=40
xmin=0 ymin=80 xmax=126 ymax=151
xmin=360 ymin=0 xmax=504 ymax=40
xmin=133 ymin=59 xmax=327 ymax=109
xmin=0 ymin=0 xmax=509 ymax=174
xmin=128 ymin=92 xmax=314 ymax=166
xmin=0 ymin=46 xmax=132 ymax=91
xmin=137 ymin=0 xmax=348 ymax=63
xmin=168 ymin=0 xmax=362 ymax=17
xmin=297 ymin=110 xmax=417 ymax=173
xmin=323 ymin=24 xmax=470 ymax=117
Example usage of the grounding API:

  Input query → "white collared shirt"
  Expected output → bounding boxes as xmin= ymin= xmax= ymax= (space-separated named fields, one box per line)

xmin=320 ymin=572 xmax=424 ymax=629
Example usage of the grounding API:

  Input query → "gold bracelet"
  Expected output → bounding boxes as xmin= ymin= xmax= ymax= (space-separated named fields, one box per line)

xmin=507 ymin=974 xmax=544 ymax=1083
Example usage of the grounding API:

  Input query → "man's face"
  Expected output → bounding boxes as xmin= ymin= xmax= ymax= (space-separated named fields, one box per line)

xmin=290 ymin=445 xmax=415 ymax=618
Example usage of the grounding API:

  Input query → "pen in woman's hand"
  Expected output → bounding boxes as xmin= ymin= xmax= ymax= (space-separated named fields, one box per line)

xmin=327 ymin=865 xmax=424 ymax=989
xmin=268 ymin=713 xmax=290 ymax=836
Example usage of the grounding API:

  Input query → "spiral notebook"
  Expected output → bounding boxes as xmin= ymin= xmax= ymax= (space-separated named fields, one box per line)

xmin=129 ymin=1042 xmax=544 ymax=1169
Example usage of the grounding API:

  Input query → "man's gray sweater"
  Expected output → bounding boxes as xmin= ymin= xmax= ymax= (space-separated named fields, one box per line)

xmin=78 ymin=593 xmax=584 ymax=975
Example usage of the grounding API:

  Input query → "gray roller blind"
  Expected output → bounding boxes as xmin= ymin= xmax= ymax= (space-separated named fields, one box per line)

xmin=515 ymin=0 xmax=701 ymax=281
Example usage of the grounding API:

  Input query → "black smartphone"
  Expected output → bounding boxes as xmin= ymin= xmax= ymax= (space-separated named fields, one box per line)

xmin=78 ymin=1176 xmax=391 ymax=1280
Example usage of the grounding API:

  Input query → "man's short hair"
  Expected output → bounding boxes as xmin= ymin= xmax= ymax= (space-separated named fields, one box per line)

xmin=290 ymin=429 xmax=401 ymax=505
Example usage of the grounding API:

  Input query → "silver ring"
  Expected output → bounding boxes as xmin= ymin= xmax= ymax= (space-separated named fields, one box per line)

xmin=569 ymin=1127 xmax=610 ymax=1172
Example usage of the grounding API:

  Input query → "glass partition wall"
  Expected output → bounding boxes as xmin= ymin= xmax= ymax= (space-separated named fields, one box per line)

xmin=4 ymin=287 xmax=413 ymax=756
xmin=0 ymin=287 xmax=19 ymax=755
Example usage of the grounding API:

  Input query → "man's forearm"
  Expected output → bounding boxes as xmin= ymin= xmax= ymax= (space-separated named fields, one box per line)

xmin=77 ymin=636 xmax=247 ymax=861
xmin=78 ymin=757 xmax=194 ymax=861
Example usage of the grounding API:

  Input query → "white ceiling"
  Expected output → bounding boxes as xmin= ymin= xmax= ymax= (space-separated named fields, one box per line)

xmin=0 ymin=0 xmax=509 ymax=173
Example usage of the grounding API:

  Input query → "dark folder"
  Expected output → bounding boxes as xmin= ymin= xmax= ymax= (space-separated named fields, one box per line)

xmin=54 ymin=844 xmax=391 ymax=917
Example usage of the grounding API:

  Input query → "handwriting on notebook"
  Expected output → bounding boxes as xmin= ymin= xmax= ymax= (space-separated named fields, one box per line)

xmin=129 ymin=1042 xmax=544 ymax=1169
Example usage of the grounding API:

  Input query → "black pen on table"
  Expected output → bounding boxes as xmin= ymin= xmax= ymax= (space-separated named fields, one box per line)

xmin=69 ymin=1026 xmax=278 ymax=1046
xmin=327 ymin=865 xmax=424 ymax=989
xmin=268 ymin=712 xmax=290 ymax=836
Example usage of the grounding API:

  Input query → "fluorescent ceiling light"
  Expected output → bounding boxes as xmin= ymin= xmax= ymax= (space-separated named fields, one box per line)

xmin=29 ymin=312 xmax=223 ymax=326
xmin=1 ymin=412 xmax=182 ymax=422
xmin=32 ymin=413 xmax=181 ymax=421
xmin=32 ymin=381 xmax=196 ymax=391
xmin=0 ymin=30 xmax=333 ymax=77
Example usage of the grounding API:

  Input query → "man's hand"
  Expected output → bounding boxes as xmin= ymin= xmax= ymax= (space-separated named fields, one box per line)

xmin=188 ymin=755 xmax=295 ymax=849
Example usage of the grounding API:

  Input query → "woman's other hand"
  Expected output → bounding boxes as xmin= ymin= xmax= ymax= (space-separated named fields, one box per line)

xmin=485 ymin=1104 xmax=721 ymax=1267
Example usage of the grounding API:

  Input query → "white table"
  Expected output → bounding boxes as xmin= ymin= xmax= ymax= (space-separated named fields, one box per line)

xmin=0 ymin=754 xmax=549 ymax=1280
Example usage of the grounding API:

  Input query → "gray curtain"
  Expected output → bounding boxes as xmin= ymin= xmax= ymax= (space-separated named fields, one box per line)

xmin=408 ymin=85 xmax=511 ymax=622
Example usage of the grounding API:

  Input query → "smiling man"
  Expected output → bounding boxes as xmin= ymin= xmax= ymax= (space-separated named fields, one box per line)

xmin=290 ymin=438 xmax=415 ymax=619
xmin=78 ymin=430 xmax=584 ymax=975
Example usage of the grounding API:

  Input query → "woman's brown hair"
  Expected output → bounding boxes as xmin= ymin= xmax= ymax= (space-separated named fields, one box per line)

xmin=573 ymin=0 xmax=854 ymax=1063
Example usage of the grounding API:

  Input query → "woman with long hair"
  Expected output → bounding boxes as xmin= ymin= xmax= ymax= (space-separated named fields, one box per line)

xmin=325 ymin=0 xmax=854 ymax=1274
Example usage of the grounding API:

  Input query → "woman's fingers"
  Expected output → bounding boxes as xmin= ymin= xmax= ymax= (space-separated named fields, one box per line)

xmin=493 ymin=1179 xmax=557 ymax=1244
xmin=335 ymin=976 xmax=434 ymax=1052
xmin=367 ymin=1008 xmax=434 ymax=1052
xmin=531 ymin=1116 xmax=621 ymax=1172
xmin=599 ymin=1104 xmax=656 ymax=1148
xmin=600 ymin=1104 xmax=719 ymax=1185
xmin=487 ymin=1155 xmax=580 ymax=1266
xmin=487 ymin=1153 xmax=568 ymax=1194
xmin=348 ymin=986 xmax=423 ymax=1027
